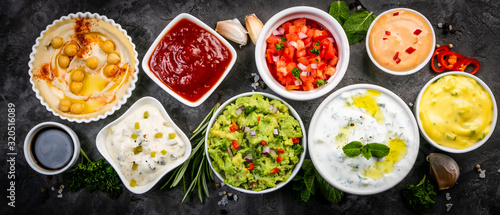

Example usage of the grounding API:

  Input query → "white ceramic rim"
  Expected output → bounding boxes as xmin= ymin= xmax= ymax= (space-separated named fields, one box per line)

xmin=414 ymin=72 xmax=498 ymax=153
xmin=365 ymin=8 xmax=436 ymax=75
xmin=204 ymin=92 xmax=307 ymax=194
xmin=28 ymin=12 xmax=139 ymax=123
xmin=23 ymin=121 xmax=81 ymax=175
xmin=308 ymin=84 xmax=420 ymax=195
xmin=95 ymin=96 xmax=192 ymax=194
xmin=141 ymin=13 xmax=237 ymax=107
xmin=255 ymin=6 xmax=350 ymax=101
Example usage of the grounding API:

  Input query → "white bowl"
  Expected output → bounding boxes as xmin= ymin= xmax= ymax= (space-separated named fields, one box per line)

xmin=95 ymin=96 xmax=192 ymax=194
xmin=414 ymin=72 xmax=497 ymax=153
xmin=142 ymin=13 xmax=237 ymax=107
xmin=205 ymin=92 xmax=307 ymax=194
xmin=308 ymin=84 xmax=419 ymax=195
xmin=255 ymin=6 xmax=349 ymax=101
xmin=28 ymin=12 xmax=139 ymax=123
xmin=366 ymin=8 xmax=435 ymax=75
xmin=24 ymin=122 xmax=80 ymax=175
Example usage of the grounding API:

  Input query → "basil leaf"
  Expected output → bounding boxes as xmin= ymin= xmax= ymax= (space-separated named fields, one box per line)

xmin=361 ymin=145 xmax=372 ymax=159
xmin=342 ymin=141 xmax=362 ymax=157
xmin=329 ymin=0 xmax=350 ymax=25
xmin=343 ymin=10 xmax=376 ymax=45
xmin=315 ymin=169 xmax=344 ymax=203
xmin=366 ymin=143 xmax=390 ymax=158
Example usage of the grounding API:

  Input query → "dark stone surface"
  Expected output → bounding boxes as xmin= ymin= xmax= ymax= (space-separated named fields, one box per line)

xmin=1 ymin=0 xmax=499 ymax=214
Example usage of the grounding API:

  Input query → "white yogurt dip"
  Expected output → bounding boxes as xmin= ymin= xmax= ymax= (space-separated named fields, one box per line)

xmin=105 ymin=104 xmax=186 ymax=187
xmin=310 ymin=87 xmax=417 ymax=193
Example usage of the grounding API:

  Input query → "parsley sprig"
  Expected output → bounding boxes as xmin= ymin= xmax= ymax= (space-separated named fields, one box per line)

xmin=402 ymin=175 xmax=436 ymax=212
xmin=342 ymin=141 xmax=390 ymax=160
xmin=291 ymin=67 xmax=302 ymax=84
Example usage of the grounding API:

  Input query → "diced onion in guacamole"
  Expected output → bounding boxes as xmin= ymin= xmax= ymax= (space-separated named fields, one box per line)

xmin=207 ymin=94 xmax=303 ymax=191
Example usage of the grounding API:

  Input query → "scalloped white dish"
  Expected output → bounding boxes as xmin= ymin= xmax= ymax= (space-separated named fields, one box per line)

xmin=309 ymin=84 xmax=419 ymax=195
xmin=28 ymin=12 xmax=139 ymax=123
xmin=96 ymin=96 xmax=192 ymax=194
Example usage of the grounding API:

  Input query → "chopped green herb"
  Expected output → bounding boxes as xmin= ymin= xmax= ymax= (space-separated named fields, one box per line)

xmin=281 ymin=37 xmax=287 ymax=42
xmin=316 ymin=80 xmax=328 ymax=87
xmin=276 ymin=43 xmax=285 ymax=51
xmin=402 ymin=175 xmax=436 ymax=212
xmin=314 ymin=41 xmax=321 ymax=46
xmin=315 ymin=58 xmax=319 ymax=62
xmin=291 ymin=67 xmax=302 ymax=84
xmin=311 ymin=47 xmax=320 ymax=55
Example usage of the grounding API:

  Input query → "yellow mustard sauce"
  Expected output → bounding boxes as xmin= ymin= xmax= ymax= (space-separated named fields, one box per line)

xmin=363 ymin=138 xmax=408 ymax=179
xmin=419 ymin=75 xmax=493 ymax=149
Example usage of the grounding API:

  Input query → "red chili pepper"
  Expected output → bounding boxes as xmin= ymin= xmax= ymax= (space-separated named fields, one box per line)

xmin=405 ymin=47 xmax=416 ymax=54
xmin=413 ymin=29 xmax=422 ymax=35
xmin=277 ymin=149 xmax=285 ymax=153
xmin=270 ymin=167 xmax=279 ymax=174
xmin=229 ymin=121 xmax=238 ymax=132
xmin=437 ymin=51 xmax=466 ymax=70
xmin=231 ymin=140 xmax=240 ymax=150
xmin=431 ymin=46 xmax=450 ymax=72
xmin=385 ymin=31 xmax=391 ymax=36
xmin=383 ymin=38 xmax=387 ymax=40
xmin=261 ymin=140 xmax=267 ymax=145
xmin=257 ymin=116 xmax=260 ymax=121
xmin=395 ymin=58 xmax=401 ymax=64
xmin=452 ymin=58 xmax=480 ymax=75
xmin=393 ymin=12 xmax=399 ymax=16
xmin=393 ymin=52 xmax=399 ymax=60
xmin=247 ymin=163 xmax=254 ymax=170
xmin=291 ymin=137 xmax=300 ymax=143
xmin=277 ymin=156 xmax=283 ymax=163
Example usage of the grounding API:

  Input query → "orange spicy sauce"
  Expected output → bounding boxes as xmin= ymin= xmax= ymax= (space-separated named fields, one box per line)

xmin=148 ymin=19 xmax=232 ymax=102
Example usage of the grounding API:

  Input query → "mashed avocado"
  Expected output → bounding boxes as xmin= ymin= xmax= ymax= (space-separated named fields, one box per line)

xmin=207 ymin=94 xmax=303 ymax=191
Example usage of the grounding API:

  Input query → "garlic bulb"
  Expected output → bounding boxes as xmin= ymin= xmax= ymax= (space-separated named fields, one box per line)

xmin=427 ymin=153 xmax=460 ymax=190
xmin=215 ymin=19 xmax=248 ymax=47
xmin=245 ymin=14 xmax=263 ymax=45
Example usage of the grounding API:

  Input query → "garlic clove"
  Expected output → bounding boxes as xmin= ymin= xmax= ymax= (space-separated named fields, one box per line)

xmin=245 ymin=14 xmax=263 ymax=45
xmin=215 ymin=18 xmax=248 ymax=47
xmin=427 ymin=153 xmax=460 ymax=190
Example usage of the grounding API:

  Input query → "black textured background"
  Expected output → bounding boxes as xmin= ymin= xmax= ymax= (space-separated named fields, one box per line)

xmin=1 ymin=0 xmax=499 ymax=214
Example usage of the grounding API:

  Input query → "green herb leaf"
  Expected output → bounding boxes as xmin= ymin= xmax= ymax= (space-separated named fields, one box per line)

xmin=300 ymin=188 xmax=312 ymax=202
xmin=315 ymin=169 xmax=344 ymax=203
xmin=303 ymin=160 xmax=316 ymax=195
xmin=316 ymin=80 xmax=328 ymax=87
xmin=366 ymin=143 xmax=390 ymax=158
xmin=402 ymin=175 xmax=436 ymax=212
xmin=314 ymin=41 xmax=321 ymax=46
xmin=361 ymin=145 xmax=372 ymax=159
xmin=276 ymin=43 xmax=285 ymax=51
xmin=310 ymin=47 xmax=320 ymax=55
xmin=343 ymin=10 xmax=376 ymax=45
xmin=281 ymin=37 xmax=287 ymax=42
xmin=342 ymin=141 xmax=363 ymax=157
xmin=244 ymin=105 xmax=257 ymax=115
xmin=329 ymin=0 xmax=350 ymax=25
xmin=291 ymin=67 xmax=302 ymax=84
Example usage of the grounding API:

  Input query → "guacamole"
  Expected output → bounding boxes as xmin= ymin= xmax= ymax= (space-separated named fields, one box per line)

xmin=207 ymin=94 xmax=303 ymax=191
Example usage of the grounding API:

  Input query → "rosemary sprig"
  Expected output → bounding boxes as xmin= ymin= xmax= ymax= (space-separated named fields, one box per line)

xmin=161 ymin=94 xmax=222 ymax=203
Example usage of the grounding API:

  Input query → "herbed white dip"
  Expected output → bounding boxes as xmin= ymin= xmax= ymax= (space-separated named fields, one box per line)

xmin=311 ymin=89 xmax=415 ymax=191
xmin=105 ymin=104 xmax=186 ymax=187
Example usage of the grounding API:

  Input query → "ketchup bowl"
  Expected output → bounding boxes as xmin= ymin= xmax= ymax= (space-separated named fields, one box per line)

xmin=142 ymin=13 xmax=237 ymax=107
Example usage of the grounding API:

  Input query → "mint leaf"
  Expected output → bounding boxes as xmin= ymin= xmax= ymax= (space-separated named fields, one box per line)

xmin=300 ymin=188 xmax=312 ymax=202
xmin=343 ymin=10 xmax=377 ymax=45
xmin=361 ymin=145 xmax=372 ymax=159
xmin=302 ymin=159 xmax=316 ymax=195
xmin=329 ymin=0 xmax=350 ymax=25
xmin=366 ymin=143 xmax=390 ymax=158
xmin=342 ymin=141 xmax=362 ymax=157
xmin=315 ymin=169 xmax=344 ymax=203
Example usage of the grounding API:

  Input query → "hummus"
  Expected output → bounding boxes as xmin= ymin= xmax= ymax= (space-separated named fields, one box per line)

xmin=31 ymin=17 xmax=136 ymax=120
xmin=368 ymin=9 xmax=433 ymax=72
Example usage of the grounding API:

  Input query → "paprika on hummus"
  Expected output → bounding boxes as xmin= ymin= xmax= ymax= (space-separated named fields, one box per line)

xmin=31 ymin=16 xmax=137 ymax=120
xmin=368 ymin=9 xmax=434 ymax=72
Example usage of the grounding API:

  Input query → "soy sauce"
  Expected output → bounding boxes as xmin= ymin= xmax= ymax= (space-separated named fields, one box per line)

xmin=31 ymin=127 xmax=73 ymax=170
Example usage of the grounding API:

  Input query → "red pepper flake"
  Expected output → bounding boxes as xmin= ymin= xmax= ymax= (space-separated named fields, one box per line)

xmin=385 ymin=31 xmax=391 ymax=36
xmin=257 ymin=116 xmax=260 ymax=121
xmin=393 ymin=12 xmax=399 ymax=16
xmin=291 ymin=137 xmax=300 ymax=143
xmin=393 ymin=52 xmax=399 ymax=60
xmin=247 ymin=163 xmax=254 ymax=170
xmin=406 ymin=47 xmax=416 ymax=54
xmin=270 ymin=167 xmax=279 ymax=174
xmin=277 ymin=156 xmax=283 ymax=163
xmin=395 ymin=58 xmax=401 ymax=64
xmin=383 ymin=38 xmax=388 ymax=40
xmin=261 ymin=140 xmax=267 ymax=145
xmin=413 ymin=29 xmax=422 ymax=35
xmin=231 ymin=140 xmax=240 ymax=150
xmin=277 ymin=149 xmax=285 ymax=153
xmin=229 ymin=121 xmax=238 ymax=132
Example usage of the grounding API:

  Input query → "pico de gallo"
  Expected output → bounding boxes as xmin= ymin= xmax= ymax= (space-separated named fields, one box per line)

xmin=265 ymin=18 xmax=339 ymax=91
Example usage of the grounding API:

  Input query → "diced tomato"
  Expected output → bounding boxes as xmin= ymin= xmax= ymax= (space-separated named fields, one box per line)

xmin=329 ymin=56 xmax=338 ymax=67
xmin=266 ymin=35 xmax=281 ymax=44
xmin=324 ymin=42 xmax=336 ymax=60
xmin=313 ymin=30 xmax=328 ymax=41
xmin=291 ymin=137 xmax=300 ymax=143
xmin=229 ymin=121 xmax=238 ymax=132
xmin=286 ymin=33 xmax=300 ymax=42
xmin=289 ymin=25 xmax=299 ymax=33
xmin=261 ymin=140 xmax=267 ymax=145
xmin=277 ymin=149 xmax=285 ymax=153
xmin=293 ymin=18 xmax=306 ymax=27
xmin=257 ymin=116 xmax=261 ymax=121
xmin=247 ymin=163 xmax=254 ymax=170
xmin=277 ymin=156 xmax=283 ymax=163
xmin=297 ymin=57 xmax=309 ymax=66
xmin=282 ymin=22 xmax=291 ymax=33
xmin=325 ymin=66 xmax=336 ymax=76
xmin=270 ymin=167 xmax=280 ymax=174
xmin=231 ymin=140 xmax=240 ymax=150
xmin=286 ymin=85 xmax=300 ymax=90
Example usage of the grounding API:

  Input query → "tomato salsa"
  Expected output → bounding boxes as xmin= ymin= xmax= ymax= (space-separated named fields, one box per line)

xmin=265 ymin=18 xmax=338 ymax=91
xmin=148 ymin=18 xmax=232 ymax=102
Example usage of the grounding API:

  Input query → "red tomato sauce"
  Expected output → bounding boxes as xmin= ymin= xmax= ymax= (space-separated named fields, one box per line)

xmin=149 ymin=19 xmax=232 ymax=102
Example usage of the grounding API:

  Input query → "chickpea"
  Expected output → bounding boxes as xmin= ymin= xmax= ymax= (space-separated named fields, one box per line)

xmin=51 ymin=37 xmax=63 ymax=49
xmin=107 ymin=53 xmax=121 ymax=64
xmin=71 ymin=69 xmax=85 ymax=82
xmin=58 ymin=55 xmax=70 ymax=68
xmin=70 ymin=103 xmax=84 ymax=114
xmin=101 ymin=40 xmax=115 ymax=53
xmin=103 ymin=65 xmax=119 ymax=77
xmin=86 ymin=57 xmax=99 ymax=69
xmin=64 ymin=43 xmax=78 ymax=57
xmin=59 ymin=99 xmax=71 ymax=112
xmin=70 ymin=81 xmax=83 ymax=94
